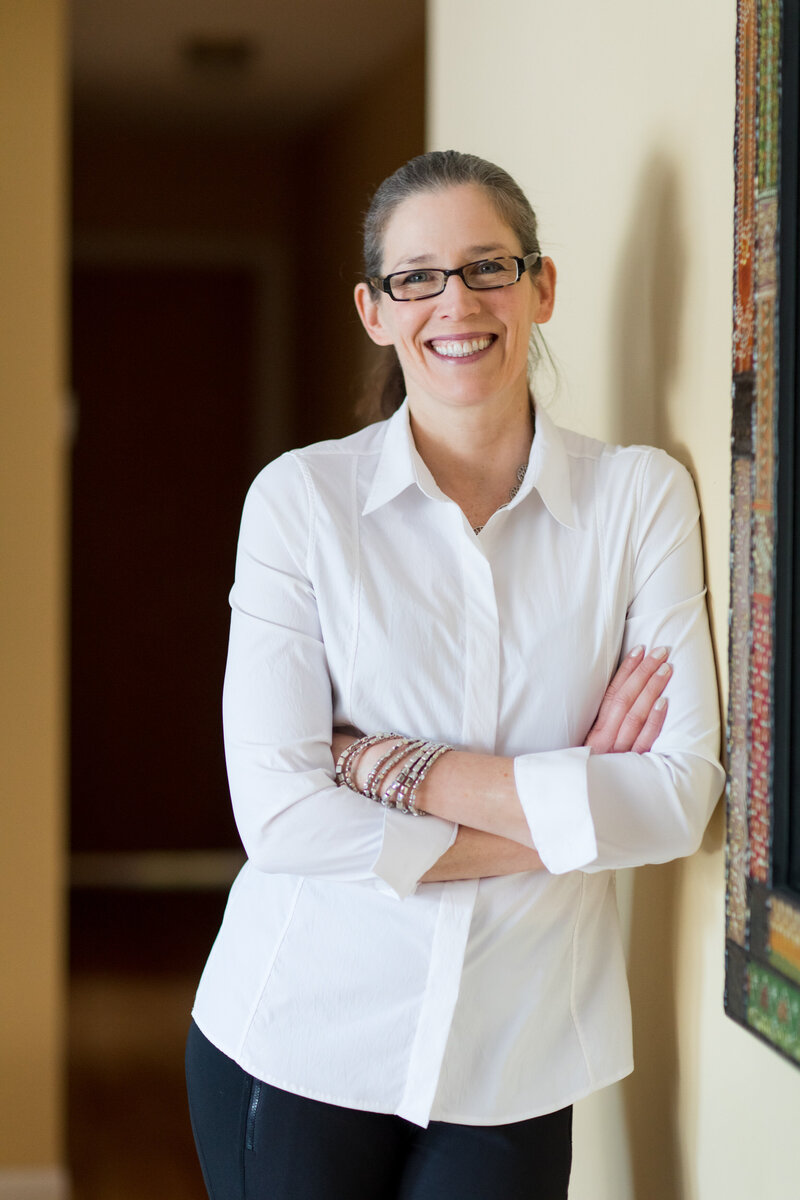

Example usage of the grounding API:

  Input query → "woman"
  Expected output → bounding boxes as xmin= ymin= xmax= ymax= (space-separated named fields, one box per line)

xmin=186 ymin=151 xmax=723 ymax=1199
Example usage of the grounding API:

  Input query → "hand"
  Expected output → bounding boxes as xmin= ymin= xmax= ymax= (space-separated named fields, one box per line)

xmin=583 ymin=645 xmax=671 ymax=755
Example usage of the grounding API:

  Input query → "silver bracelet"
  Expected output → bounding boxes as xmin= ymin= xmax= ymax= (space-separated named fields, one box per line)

xmin=336 ymin=731 xmax=452 ymax=817
xmin=406 ymin=743 xmax=452 ymax=815
xmin=365 ymin=738 xmax=423 ymax=801
xmin=335 ymin=732 xmax=401 ymax=791
xmin=383 ymin=740 xmax=452 ymax=815
xmin=384 ymin=744 xmax=434 ymax=811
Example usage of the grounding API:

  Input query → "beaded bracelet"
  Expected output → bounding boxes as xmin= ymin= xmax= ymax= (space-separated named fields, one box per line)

xmin=335 ymin=732 xmax=401 ymax=791
xmin=383 ymin=741 xmax=452 ymax=816
xmin=404 ymin=743 xmax=452 ymax=815
xmin=365 ymin=739 xmax=424 ymax=801
xmin=335 ymin=731 xmax=452 ymax=816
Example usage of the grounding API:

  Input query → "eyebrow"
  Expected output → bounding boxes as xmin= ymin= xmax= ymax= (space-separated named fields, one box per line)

xmin=390 ymin=245 xmax=510 ymax=271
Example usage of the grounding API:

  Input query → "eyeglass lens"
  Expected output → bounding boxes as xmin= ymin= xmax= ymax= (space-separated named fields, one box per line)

xmin=389 ymin=257 xmax=520 ymax=300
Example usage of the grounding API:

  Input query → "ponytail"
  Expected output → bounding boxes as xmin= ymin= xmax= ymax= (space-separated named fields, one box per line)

xmin=357 ymin=348 xmax=406 ymax=424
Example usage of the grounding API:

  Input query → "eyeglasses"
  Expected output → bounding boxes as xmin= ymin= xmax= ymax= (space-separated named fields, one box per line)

xmin=369 ymin=252 xmax=541 ymax=302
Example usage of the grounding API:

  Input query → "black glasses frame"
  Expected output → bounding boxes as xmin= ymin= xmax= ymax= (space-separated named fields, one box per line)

xmin=370 ymin=251 xmax=542 ymax=302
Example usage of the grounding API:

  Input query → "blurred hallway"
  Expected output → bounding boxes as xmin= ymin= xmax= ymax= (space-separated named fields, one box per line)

xmin=67 ymin=4 xmax=426 ymax=1195
xmin=68 ymin=892 xmax=226 ymax=1199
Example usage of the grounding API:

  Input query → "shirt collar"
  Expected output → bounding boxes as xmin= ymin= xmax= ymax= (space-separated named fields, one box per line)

xmin=362 ymin=397 xmax=576 ymax=530
xmin=519 ymin=402 xmax=577 ymax=529
xmin=363 ymin=400 xmax=445 ymax=515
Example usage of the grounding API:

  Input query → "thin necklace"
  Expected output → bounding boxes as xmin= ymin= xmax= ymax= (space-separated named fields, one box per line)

xmin=473 ymin=462 xmax=528 ymax=535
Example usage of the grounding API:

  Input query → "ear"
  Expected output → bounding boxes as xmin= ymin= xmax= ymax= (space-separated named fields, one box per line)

xmin=532 ymin=257 xmax=557 ymax=325
xmin=354 ymin=282 xmax=395 ymax=347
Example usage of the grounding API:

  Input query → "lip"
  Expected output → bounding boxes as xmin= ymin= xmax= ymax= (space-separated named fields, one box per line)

xmin=426 ymin=333 xmax=498 ymax=362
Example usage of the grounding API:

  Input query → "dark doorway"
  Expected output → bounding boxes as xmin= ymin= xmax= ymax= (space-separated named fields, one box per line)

xmin=68 ymin=10 xmax=425 ymax=1195
xmin=70 ymin=263 xmax=254 ymax=854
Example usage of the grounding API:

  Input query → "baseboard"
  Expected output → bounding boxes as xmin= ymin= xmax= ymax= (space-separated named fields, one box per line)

xmin=0 ymin=1167 xmax=70 ymax=1199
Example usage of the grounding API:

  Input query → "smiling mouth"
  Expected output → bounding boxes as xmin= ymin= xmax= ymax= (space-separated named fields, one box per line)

xmin=428 ymin=335 xmax=496 ymax=359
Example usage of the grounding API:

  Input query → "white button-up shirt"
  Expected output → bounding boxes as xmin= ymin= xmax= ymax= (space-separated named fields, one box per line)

xmin=192 ymin=400 xmax=723 ymax=1128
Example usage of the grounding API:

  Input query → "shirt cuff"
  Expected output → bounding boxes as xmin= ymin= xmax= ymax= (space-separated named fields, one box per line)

xmin=371 ymin=808 xmax=458 ymax=899
xmin=514 ymin=746 xmax=597 ymax=873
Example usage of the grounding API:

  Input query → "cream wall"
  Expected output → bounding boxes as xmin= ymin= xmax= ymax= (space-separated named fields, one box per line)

xmin=429 ymin=2 xmax=800 ymax=1197
xmin=0 ymin=2 xmax=68 ymax=1196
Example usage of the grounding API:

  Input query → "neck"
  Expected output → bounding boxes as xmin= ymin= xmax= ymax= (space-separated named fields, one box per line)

xmin=407 ymin=389 xmax=534 ymax=532
xmin=408 ymin=390 xmax=534 ymax=496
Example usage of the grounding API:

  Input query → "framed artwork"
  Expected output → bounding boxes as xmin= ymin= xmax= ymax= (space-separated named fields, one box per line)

xmin=725 ymin=0 xmax=800 ymax=1063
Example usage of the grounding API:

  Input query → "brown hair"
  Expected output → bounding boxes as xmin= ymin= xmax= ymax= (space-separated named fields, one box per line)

xmin=358 ymin=150 xmax=544 ymax=423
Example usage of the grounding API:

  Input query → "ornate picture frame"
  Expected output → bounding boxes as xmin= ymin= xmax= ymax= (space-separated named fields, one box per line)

xmin=725 ymin=0 xmax=800 ymax=1063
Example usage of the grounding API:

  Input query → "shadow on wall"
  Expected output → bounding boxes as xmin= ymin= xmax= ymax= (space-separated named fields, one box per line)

xmin=607 ymin=151 xmax=689 ymax=460
xmin=607 ymin=150 xmax=713 ymax=1200
xmin=607 ymin=144 xmax=726 ymax=684
xmin=622 ymin=858 xmax=682 ymax=1200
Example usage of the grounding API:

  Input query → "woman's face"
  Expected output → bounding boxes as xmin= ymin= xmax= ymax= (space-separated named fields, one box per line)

xmin=355 ymin=183 xmax=555 ymax=419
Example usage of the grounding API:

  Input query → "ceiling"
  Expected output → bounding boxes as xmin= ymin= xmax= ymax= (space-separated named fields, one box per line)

xmin=71 ymin=0 xmax=426 ymax=132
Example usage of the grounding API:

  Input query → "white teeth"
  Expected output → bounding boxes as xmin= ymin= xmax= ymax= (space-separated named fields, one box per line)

xmin=431 ymin=336 xmax=493 ymax=358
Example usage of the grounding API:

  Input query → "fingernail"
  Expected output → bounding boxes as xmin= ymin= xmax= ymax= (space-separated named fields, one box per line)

xmin=629 ymin=645 xmax=644 ymax=658
xmin=657 ymin=663 xmax=671 ymax=676
xmin=652 ymin=646 xmax=668 ymax=661
xmin=654 ymin=697 xmax=667 ymax=710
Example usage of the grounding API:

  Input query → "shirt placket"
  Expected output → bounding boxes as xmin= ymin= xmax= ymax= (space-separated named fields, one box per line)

xmin=458 ymin=523 xmax=501 ymax=752
xmin=397 ymin=514 xmax=501 ymax=1127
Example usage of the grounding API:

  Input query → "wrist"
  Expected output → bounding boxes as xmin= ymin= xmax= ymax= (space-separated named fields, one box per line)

xmin=355 ymin=738 xmax=405 ymax=792
xmin=336 ymin=732 xmax=453 ymax=816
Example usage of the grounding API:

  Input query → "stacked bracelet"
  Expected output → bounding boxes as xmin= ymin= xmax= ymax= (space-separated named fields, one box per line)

xmin=383 ymin=741 xmax=452 ymax=815
xmin=335 ymin=732 xmax=401 ymax=792
xmin=365 ymin=739 xmax=425 ymax=802
xmin=335 ymin=732 xmax=453 ymax=817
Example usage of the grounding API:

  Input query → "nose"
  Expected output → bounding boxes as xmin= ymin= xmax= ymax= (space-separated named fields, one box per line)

xmin=436 ymin=273 xmax=482 ymax=318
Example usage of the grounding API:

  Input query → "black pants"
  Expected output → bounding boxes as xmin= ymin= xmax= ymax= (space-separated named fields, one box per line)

xmin=186 ymin=1021 xmax=572 ymax=1200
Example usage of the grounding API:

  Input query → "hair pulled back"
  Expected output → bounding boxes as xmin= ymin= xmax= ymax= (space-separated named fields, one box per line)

xmin=359 ymin=150 xmax=544 ymax=422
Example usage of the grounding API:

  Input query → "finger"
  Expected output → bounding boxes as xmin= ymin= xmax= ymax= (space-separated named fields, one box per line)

xmin=613 ymin=660 xmax=672 ymax=751
xmin=631 ymin=696 xmax=668 ymax=753
xmin=591 ymin=647 xmax=669 ymax=747
xmin=589 ymin=645 xmax=645 ymax=732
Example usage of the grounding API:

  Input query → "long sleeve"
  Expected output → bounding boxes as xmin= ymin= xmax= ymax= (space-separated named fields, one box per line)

xmin=222 ymin=452 xmax=456 ymax=898
xmin=514 ymin=448 xmax=724 ymax=874
xmin=194 ymin=408 xmax=703 ymax=1127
